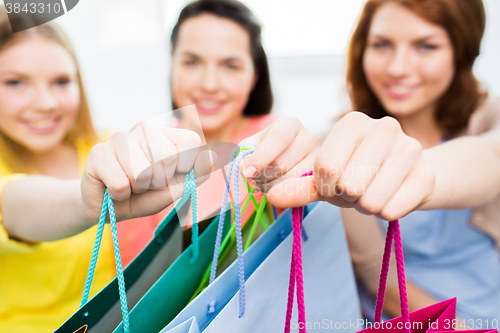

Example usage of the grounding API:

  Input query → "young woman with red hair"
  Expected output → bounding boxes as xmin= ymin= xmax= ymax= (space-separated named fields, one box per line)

xmin=242 ymin=0 xmax=500 ymax=325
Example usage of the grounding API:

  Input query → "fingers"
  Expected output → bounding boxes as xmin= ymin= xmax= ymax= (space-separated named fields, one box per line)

xmin=194 ymin=150 xmax=217 ymax=186
xmin=262 ymin=113 xmax=434 ymax=219
xmin=335 ymin=116 xmax=402 ymax=203
xmin=354 ymin=136 xmax=421 ymax=216
xmin=253 ymin=148 xmax=318 ymax=192
xmin=87 ymin=142 xmax=131 ymax=201
xmin=373 ymin=160 xmax=435 ymax=221
xmin=240 ymin=117 xmax=318 ymax=185
xmin=123 ymin=123 xmax=205 ymax=191
xmin=160 ymin=127 xmax=201 ymax=173
xmin=312 ymin=112 xmax=369 ymax=199
xmin=265 ymin=175 xmax=355 ymax=209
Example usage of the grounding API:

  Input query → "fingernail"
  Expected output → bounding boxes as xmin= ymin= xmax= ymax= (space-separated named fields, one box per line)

xmin=243 ymin=166 xmax=257 ymax=178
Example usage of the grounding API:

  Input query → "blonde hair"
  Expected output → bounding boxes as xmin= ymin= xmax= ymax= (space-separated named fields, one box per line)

xmin=0 ymin=8 xmax=97 ymax=174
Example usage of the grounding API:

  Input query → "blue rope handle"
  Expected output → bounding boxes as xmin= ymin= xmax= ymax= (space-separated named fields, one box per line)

xmin=80 ymin=170 xmax=198 ymax=332
xmin=80 ymin=189 xmax=130 ymax=333
xmin=173 ymin=168 xmax=199 ymax=265
xmin=209 ymin=145 xmax=256 ymax=318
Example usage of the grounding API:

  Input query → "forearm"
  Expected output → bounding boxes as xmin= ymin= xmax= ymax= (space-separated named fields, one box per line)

xmin=422 ymin=137 xmax=500 ymax=210
xmin=1 ymin=176 xmax=96 ymax=243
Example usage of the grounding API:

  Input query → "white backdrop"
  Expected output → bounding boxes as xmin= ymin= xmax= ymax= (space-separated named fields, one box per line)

xmin=3 ymin=0 xmax=499 ymax=138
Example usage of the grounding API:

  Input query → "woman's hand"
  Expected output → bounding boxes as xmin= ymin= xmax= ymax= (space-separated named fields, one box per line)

xmin=246 ymin=112 xmax=435 ymax=221
xmin=81 ymin=123 xmax=214 ymax=222
xmin=239 ymin=117 xmax=319 ymax=192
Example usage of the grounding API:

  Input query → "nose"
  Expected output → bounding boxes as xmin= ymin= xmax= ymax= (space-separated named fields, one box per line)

xmin=386 ymin=46 xmax=411 ymax=78
xmin=200 ymin=65 xmax=220 ymax=93
xmin=32 ymin=85 xmax=58 ymax=112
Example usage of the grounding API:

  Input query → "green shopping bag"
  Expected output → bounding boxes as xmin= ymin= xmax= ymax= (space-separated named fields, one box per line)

xmin=110 ymin=208 xmax=231 ymax=333
xmin=56 ymin=169 xmax=233 ymax=333
xmin=54 ymin=198 xmax=183 ymax=333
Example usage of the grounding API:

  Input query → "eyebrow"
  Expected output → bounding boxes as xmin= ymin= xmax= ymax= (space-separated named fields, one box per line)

xmin=368 ymin=33 xmax=446 ymax=42
xmin=181 ymin=51 xmax=244 ymax=63
xmin=0 ymin=70 xmax=76 ymax=78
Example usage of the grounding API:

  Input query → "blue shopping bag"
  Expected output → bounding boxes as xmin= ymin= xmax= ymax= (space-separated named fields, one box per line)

xmin=162 ymin=201 xmax=362 ymax=333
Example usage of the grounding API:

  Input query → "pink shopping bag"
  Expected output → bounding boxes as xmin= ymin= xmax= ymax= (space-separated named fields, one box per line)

xmin=284 ymin=215 xmax=499 ymax=333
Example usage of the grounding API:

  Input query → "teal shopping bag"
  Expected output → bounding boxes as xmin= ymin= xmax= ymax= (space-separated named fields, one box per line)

xmin=56 ymin=204 xmax=231 ymax=333
xmin=111 ymin=209 xmax=231 ymax=333
xmin=54 ymin=201 xmax=183 ymax=333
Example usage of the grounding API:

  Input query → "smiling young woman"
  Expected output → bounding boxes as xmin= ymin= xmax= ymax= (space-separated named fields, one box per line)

xmin=0 ymin=9 xmax=214 ymax=333
xmin=341 ymin=0 xmax=500 ymax=324
xmin=118 ymin=0 xmax=278 ymax=262
xmin=170 ymin=0 xmax=274 ymax=145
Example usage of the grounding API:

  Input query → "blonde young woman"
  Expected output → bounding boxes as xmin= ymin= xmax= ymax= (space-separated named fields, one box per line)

xmin=0 ymin=10 xmax=213 ymax=332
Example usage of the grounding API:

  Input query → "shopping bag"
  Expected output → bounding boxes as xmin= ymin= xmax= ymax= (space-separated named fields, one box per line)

xmin=56 ymin=170 xmax=218 ymax=333
xmin=162 ymin=201 xmax=362 ymax=333
xmin=110 ymin=208 xmax=231 ymax=333
xmin=55 ymin=192 xmax=183 ymax=333
xmin=355 ymin=220 xmax=499 ymax=333
xmin=111 ymin=147 xmax=273 ymax=333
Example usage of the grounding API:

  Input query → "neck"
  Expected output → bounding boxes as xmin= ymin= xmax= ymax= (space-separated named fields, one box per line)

xmin=394 ymin=105 xmax=443 ymax=149
xmin=27 ymin=142 xmax=80 ymax=179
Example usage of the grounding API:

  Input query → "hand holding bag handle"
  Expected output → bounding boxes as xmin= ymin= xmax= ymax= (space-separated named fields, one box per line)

xmin=283 ymin=188 xmax=410 ymax=333
xmin=80 ymin=169 xmax=199 ymax=333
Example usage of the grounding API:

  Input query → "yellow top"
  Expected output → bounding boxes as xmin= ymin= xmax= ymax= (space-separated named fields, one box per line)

xmin=0 ymin=139 xmax=116 ymax=333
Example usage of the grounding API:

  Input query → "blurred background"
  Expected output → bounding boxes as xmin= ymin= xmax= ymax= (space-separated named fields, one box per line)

xmin=5 ymin=0 xmax=499 ymax=138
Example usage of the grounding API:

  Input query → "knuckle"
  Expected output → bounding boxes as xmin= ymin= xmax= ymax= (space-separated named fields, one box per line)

xmin=377 ymin=116 xmax=401 ymax=133
xmin=380 ymin=208 xmax=399 ymax=222
xmin=343 ymin=111 xmax=368 ymax=124
xmin=314 ymin=157 xmax=340 ymax=179
xmin=404 ymin=137 xmax=422 ymax=156
xmin=185 ymin=130 xmax=201 ymax=147
xmin=110 ymin=131 xmax=127 ymax=144
xmin=272 ymin=125 xmax=294 ymax=145
xmin=358 ymin=196 xmax=382 ymax=215
xmin=109 ymin=179 xmax=131 ymax=200
xmin=89 ymin=143 xmax=106 ymax=158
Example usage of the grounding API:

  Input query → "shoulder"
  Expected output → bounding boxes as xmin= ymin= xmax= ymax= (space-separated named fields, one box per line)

xmin=248 ymin=114 xmax=277 ymax=130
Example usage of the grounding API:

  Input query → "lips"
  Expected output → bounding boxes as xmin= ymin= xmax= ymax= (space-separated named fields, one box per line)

xmin=383 ymin=84 xmax=419 ymax=99
xmin=194 ymin=99 xmax=224 ymax=115
xmin=22 ymin=117 xmax=61 ymax=134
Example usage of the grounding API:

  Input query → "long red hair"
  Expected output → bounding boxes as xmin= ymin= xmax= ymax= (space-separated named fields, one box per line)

xmin=346 ymin=0 xmax=487 ymax=138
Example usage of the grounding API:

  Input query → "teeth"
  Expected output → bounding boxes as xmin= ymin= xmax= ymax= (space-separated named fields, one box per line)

xmin=389 ymin=86 xmax=413 ymax=94
xmin=27 ymin=119 xmax=57 ymax=129
xmin=197 ymin=101 xmax=220 ymax=108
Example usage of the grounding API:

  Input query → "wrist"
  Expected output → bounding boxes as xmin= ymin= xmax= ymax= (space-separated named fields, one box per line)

xmin=69 ymin=179 xmax=97 ymax=228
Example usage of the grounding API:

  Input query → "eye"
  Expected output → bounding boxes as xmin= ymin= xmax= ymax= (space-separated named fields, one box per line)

xmin=183 ymin=58 xmax=198 ymax=67
xmin=418 ymin=43 xmax=437 ymax=51
xmin=55 ymin=78 xmax=70 ymax=86
xmin=224 ymin=63 xmax=239 ymax=70
xmin=6 ymin=79 xmax=22 ymax=87
xmin=372 ymin=41 xmax=391 ymax=49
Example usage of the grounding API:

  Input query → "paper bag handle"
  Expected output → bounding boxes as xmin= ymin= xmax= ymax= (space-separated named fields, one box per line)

xmin=374 ymin=220 xmax=411 ymax=333
xmin=284 ymin=170 xmax=313 ymax=333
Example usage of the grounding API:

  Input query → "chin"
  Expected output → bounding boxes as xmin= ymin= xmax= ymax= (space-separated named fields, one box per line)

xmin=18 ymin=135 xmax=65 ymax=153
xmin=383 ymin=102 xmax=425 ymax=118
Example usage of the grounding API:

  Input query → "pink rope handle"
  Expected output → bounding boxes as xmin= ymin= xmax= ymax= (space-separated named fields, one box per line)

xmin=374 ymin=220 xmax=411 ymax=333
xmin=284 ymin=170 xmax=313 ymax=333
